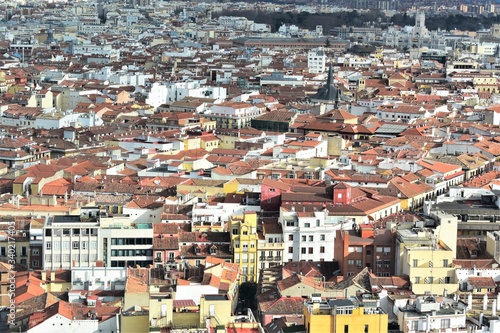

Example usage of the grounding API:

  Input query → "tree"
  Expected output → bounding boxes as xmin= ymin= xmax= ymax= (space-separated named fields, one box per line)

xmin=325 ymin=38 xmax=331 ymax=48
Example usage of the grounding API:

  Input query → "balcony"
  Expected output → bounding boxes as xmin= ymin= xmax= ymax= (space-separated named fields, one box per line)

xmin=266 ymin=256 xmax=273 ymax=261
xmin=274 ymin=256 xmax=282 ymax=261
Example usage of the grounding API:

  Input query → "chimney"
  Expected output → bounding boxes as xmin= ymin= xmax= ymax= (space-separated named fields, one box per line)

xmin=50 ymin=270 xmax=55 ymax=282
xmin=41 ymin=270 xmax=47 ymax=281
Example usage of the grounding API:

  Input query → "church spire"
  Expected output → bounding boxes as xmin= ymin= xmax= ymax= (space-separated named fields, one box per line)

xmin=326 ymin=63 xmax=333 ymax=85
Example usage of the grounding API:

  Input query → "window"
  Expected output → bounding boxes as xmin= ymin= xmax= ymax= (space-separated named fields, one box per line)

xmin=309 ymin=236 xmax=313 ymax=242
xmin=232 ymin=228 xmax=238 ymax=235
xmin=308 ymin=247 xmax=313 ymax=254
xmin=82 ymin=241 xmax=87 ymax=250
xmin=301 ymin=248 xmax=306 ymax=254
xmin=32 ymin=249 xmax=39 ymax=256
xmin=344 ymin=325 xmax=348 ymax=333
xmin=320 ymin=246 xmax=325 ymax=253
xmin=376 ymin=246 xmax=383 ymax=253
xmin=414 ymin=276 xmax=420 ymax=284
xmin=304 ymin=223 xmax=310 ymax=228
xmin=288 ymin=235 xmax=293 ymax=241
xmin=348 ymin=246 xmax=362 ymax=253
xmin=46 ymin=242 xmax=51 ymax=250
xmin=302 ymin=235 xmax=306 ymax=241
xmin=288 ymin=247 xmax=293 ymax=253
xmin=72 ymin=241 xmax=79 ymax=249
xmin=413 ymin=259 xmax=418 ymax=267
xmin=320 ymin=234 xmax=325 ymax=241
xmin=441 ymin=319 xmax=450 ymax=329
xmin=356 ymin=259 xmax=362 ymax=267
xmin=364 ymin=325 xmax=369 ymax=333
xmin=429 ymin=261 xmax=433 ymax=268
xmin=348 ymin=259 xmax=355 ymax=265
xmin=443 ymin=259 xmax=448 ymax=267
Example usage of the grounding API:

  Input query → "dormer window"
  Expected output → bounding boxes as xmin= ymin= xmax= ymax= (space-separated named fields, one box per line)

xmin=210 ymin=246 xmax=217 ymax=255
xmin=195 ymin=246 xmax=201 ymax=254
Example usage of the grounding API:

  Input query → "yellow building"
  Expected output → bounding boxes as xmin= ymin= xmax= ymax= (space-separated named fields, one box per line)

xmin=182 ymin=136 xmax=202 ymax=151
xmin=200 ymin=134 xmax=220 ymax=152
xmin=303 ymin=297 xmax=388 ymax=333
xmin=176 ymin=179 xmax=228 ymax=198
xmin=396 ymin=212 xmax=459 ymax=295
xmin=229 ymin=211 xmax=259 ymax=283
xmin=326 ymin=136 xmax=346 ymax=156
xmin=148 ymin=290 xmax=174 ymax=331
xmin=121 ymin=308 xmax=149 ymax=333
xmin=200 ymin=294 xmax=233 ymax=329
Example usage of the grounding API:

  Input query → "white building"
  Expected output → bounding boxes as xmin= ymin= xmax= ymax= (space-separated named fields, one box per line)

xmin=281 ymin=210 xmax=340 ymax=262
xmin=308 ymin=48 xmax=327 ymax=74
xmin=70 ymin=267 xmax=127 ymax=295
xmin=205 ymin=102 xmax=261 ymax=129
xmin=34 ymin=111 xmax=103 ymax=129
xmin=42 ymin=211 xmax=100 ymax=270
xmin=146 ymin=81 xmax=227 ymax=109
xmin=191 ymin=201 xmax=260 ymax=232
xmin=397 ymin=296 xmax=467 ymax=333
xmin=92 ymin=66 xmax=153 ymax=86
xmin=98 ymin=215 xmax=154 ymax=268
xmin=218 ymin=16 xmax=249 ymax=30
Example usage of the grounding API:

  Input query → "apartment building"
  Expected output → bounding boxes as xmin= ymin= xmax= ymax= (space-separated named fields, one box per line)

xmin=281 ymin=209 xmax=337 ymax=263
xmin=395 ymin=212 xmax=459 ymax=295
xmin=99 ymin=215 xmax=153 ymax=268
xmin=335 ymin=225 xmax=395 ymax=279
xmin=257 ymin=218 xmax=284 ymax=272
xmin=303 ymin=296 xmax=388 ymax=333
xmin=229 ymin=211 xmax=259 ymax=283
xmin=308 ymin=48 xmax=326 ymax=74
xmin=206 ymin=102 xmax=261 ymax=129
xmin=42 ymin=211 xmax=100 ymax=270
xmin=397 ymin=295 xmax=467 ymax=333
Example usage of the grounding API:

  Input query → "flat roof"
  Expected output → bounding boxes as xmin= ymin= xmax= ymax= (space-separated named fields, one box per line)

xmin=204 ymin=295 xmax=228 ymax=301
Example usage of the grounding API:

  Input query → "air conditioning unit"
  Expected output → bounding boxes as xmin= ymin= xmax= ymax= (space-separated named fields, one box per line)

xmin=384 ymin=252 xmax=389 ymax=256
xmin=357 ymin=265 xmax=362 ymax=268
xmin=385 ymin=265 xmax=390 ymax=268
xmin=377 ymin=264 xmax=382 ymax=268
